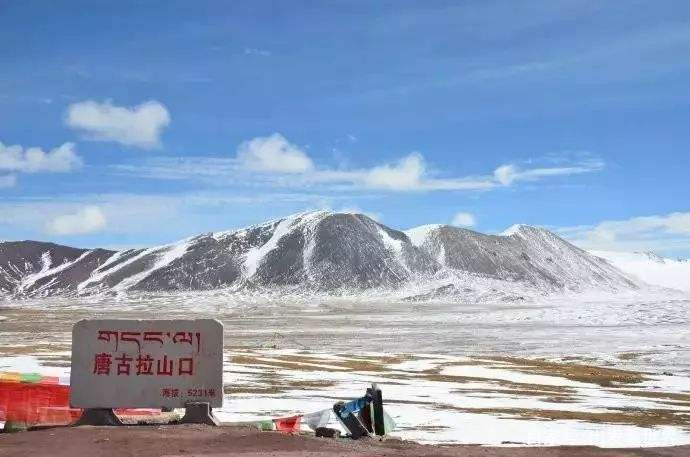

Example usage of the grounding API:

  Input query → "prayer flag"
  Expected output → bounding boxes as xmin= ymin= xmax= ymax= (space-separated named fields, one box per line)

xmin=343 ymin=396 xmax=367 ymax=414
xmin=303 ymin=409 xmax=331 ymax=430
xmin=254 ymin=419 xmax=275 ymax=431
xmin=273 ymin=415 xmax=301 ymax=433
xmin=383 ymin=409 xmax=397 ymax=434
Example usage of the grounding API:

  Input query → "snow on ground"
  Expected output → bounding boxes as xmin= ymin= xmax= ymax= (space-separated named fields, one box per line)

xmin=4 ymin=349 xmax=690 ymax=447
xmin=216 ymin=349 xmax=690 ymax=447
xmin=2 ymin=289 xmax=690 ymax=446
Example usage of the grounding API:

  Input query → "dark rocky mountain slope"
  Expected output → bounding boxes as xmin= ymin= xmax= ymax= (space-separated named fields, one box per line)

xmin=0 ymin=211 xmax=638 ymax=298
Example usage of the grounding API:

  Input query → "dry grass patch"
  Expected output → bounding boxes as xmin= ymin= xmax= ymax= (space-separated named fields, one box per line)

xmin=229 ymin=354 xmax=339 ymax=372
xmin=224 ymin=385 xmax=287 ymax=395
xmin=397 ymin=425 xmax=450 ymax=432
xmin=412 ymin=371 xmax=579 ymax=394
xmin=231 ymin=352 xmax=421 ymax=374
xmin=0 ymin=343 xmax=70 ymax=356
xmin=224 ymin=377 xmax=337 ymax=396
xmin=479 ymin=356 xmax=647 ymax=387
xmin=617 ymin=352 xmax=644 ymax=361
xmin=271 ymin=354 xmax=389 ymax=372
xmin=609 ymin=389 xmax=690 ymax=404
xmin=451 ymin=387 xmax=578 ymax=403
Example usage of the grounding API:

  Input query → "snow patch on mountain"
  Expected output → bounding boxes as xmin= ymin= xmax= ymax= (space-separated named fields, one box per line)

xmin=501 ymin=224 xmax=528 ymax=236
xmin=244 ymin=218 xmax=292 ymax=278
xmin=112 ymin=240 xmax=192 ymax=292
xmin=379 ymin=227 xmax=404 ymax=257
xmin=404 ymin=223 xmax=637 ymax=292
xmin=19 ymin=250 xmax=92 ymax=293
xmin=591 ymin=250 xmax=690 ymax=292
xmin=242 ymin=210 xmax=329 ymax=279
xmin=406 ymin=224 xmax=443 ymax=247
xmin=79 ymin=249 xmax=148 ymax=291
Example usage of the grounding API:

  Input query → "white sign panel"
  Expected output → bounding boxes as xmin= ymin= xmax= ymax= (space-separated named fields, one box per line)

xmin=70 ymin=319 xmax=223 ymax=408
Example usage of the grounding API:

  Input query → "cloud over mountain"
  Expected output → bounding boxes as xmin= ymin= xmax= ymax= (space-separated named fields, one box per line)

xmin=452 ymin=212 xmax=476 ymax=227
xmin=559 ymin=212 xmax=690 ymax=254
xmin=117 ymin=133 xmax=603 ymax=194
xmin=45 ymin=206 xmax=107 ymax=236
xmin=236 ymin=133 xmax=314 ymax=173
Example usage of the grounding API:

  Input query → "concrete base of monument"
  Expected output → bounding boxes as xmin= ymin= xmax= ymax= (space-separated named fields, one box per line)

xmin=180 ymin=402 xmax=220 ymax=426
xmin=73 ymin=408 xmax=124 ymax=426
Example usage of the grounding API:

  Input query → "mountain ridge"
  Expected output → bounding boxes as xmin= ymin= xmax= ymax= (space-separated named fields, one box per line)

xmin=0 ymin=211 xmax=640 ymax=299
xmin=590 ymin=250 xmax=690 ymax=292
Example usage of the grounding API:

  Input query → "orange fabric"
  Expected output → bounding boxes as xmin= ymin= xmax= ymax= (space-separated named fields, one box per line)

xmin=0 ymin=374 xmax=202 ymax=428
xmin=0 ymin=379 xmax=179 ymax=428
xmin=0 ymin=381 xmax=81 ymax=426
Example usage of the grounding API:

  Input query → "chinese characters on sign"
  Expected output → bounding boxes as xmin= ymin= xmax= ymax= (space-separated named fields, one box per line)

xmin=91 ymin=330 xmax=201 ymax=377
xmin=70 ymin=319 xmax=223 ymax=409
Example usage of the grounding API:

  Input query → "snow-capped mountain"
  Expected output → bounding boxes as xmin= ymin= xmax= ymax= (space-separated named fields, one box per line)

xmin=405 ymin=224 xmax=637 ymax=290
xmin=0 ymin=211 xmax=640 ymax=298
xmin=0 ymin=241 xmax=115 ymax=297
xmin=591 ymin=250 xmax=690 ymax=292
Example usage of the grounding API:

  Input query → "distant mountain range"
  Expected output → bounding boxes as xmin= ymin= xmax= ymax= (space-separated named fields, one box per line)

xmin=590 ymin=250 xmax=689 ymax=292
xmin=0 ymin=211 xmax=641 ymax=299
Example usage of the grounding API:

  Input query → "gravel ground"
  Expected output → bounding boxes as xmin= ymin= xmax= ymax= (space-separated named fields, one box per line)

xmin=1 ymin=425 xmax=689 ymax=457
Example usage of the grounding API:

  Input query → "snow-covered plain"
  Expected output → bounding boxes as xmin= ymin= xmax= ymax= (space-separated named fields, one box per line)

xmin=1 ymin=288 xmax=690 ymax=446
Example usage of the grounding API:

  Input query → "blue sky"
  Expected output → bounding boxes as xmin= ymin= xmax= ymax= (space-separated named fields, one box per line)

xmin=1 ymin=0 xmax=689 ymax=256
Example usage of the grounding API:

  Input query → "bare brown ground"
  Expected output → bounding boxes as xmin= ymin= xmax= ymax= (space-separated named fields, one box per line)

xmin=0 ymin=425 xmax=689 ymax=457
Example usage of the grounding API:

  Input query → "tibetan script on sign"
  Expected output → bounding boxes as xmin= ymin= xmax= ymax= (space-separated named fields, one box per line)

xmin=70 ymin=319 xmax=223 ymax=408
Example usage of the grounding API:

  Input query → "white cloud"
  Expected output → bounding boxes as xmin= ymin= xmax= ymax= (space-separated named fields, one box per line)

xmin=0 ymin=142 xmax=82 ymax=173
xmin=309 ymin=153 xmax=496 ymax=191
xmin=494 ymin=164 xmax=517 ymax=186
xmin=116 ymin=133 xmax=603 ymax=193
xmin=66 ymin=100 xmax=170 ymax=149
xmin=0 ymin=192 xmax=352 ymax=243
xmin=0 ymin=174 xmax=16 ymax=188
xmin=362 ymin=152 xmax=426 ymax=190
xmin=236 ymin=133 xmax=314 ymax=173
xmin=494 ymin=160 xmax=604 ymax=186
xmin=452 ymin=212 xmax=476 ymax=227
xmin=0 ymin=195 xmax=182 ymax=239
xmin=348 ymin=153 xmax=597 ymax=192
xmin=45 ymin=206 xmax=107 ymax=236
xmin=559 ymin=212 xmax=690 ymax=254
xmin=118 ymin=151 xmax=602 ymax=192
